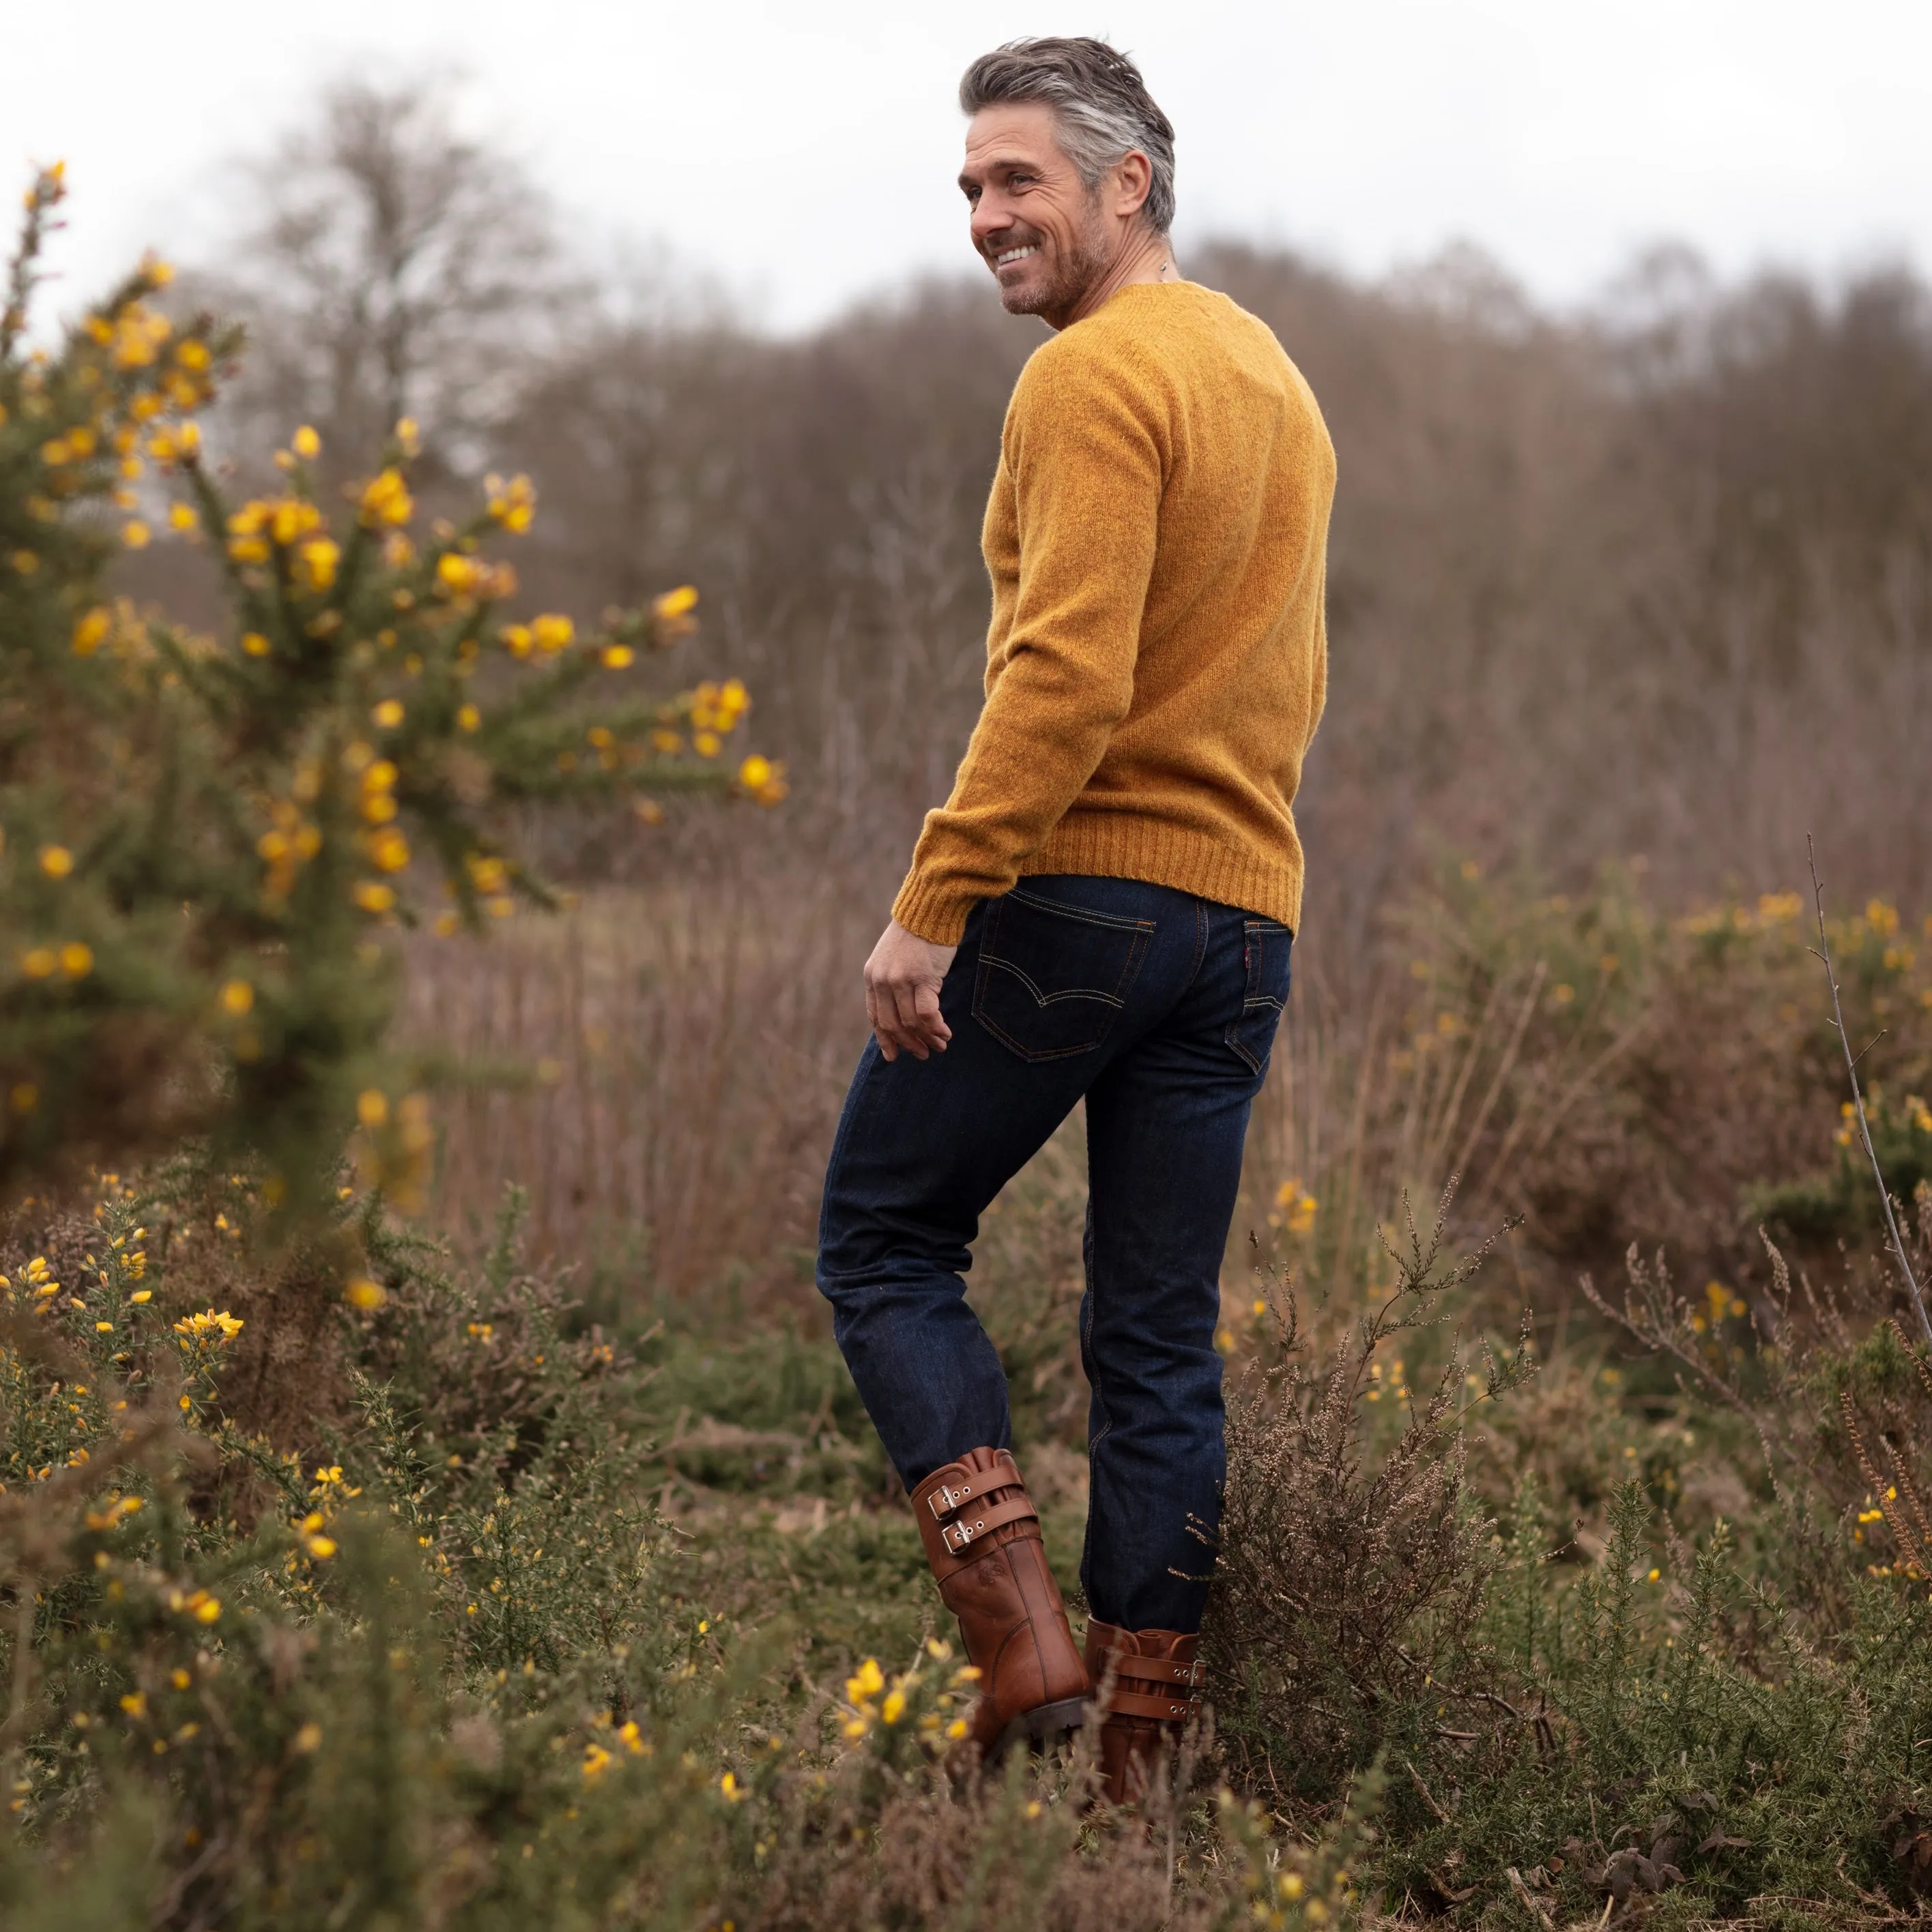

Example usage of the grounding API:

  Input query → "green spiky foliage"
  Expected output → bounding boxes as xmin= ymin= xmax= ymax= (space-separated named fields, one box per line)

xmin=0 ymin=166 xmax=781 ymax=1223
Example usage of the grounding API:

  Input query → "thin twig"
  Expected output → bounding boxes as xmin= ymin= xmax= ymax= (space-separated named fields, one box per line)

xmin=1808 ymin=835 xmax=1931 ymax=1347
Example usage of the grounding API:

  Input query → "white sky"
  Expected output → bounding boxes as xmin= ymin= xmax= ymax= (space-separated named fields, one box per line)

xmin=8 ymin=0 xmax=1931 ymax=331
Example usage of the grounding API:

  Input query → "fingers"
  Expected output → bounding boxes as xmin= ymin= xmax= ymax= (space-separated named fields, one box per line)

xmin=910 ymin=976 xmax=953 ymax=1052
xmin=863 ymin=920 xmax=955 ymax=1063
xmin=865 ymin=968 xmax=947 ymax=1062
xmin=863 ymin=974 xmax=897 ymax=1062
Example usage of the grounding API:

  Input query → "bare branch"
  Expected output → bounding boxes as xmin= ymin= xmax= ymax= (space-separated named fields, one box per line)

xmin=1807 ymin=835 xmax=1931 ymax=1347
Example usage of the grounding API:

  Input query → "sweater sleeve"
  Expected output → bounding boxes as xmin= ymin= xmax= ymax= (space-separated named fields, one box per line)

xmin=891 ymin=345 xmax=1164 ymax=945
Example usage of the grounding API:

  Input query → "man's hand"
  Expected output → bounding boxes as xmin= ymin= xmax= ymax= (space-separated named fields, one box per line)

xmin=864 ymin=919 xmax=957 ymax=1063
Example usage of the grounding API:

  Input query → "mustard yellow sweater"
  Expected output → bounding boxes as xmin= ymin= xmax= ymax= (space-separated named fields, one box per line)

xmin=892 ymin=280 xmax=1336 ymax=947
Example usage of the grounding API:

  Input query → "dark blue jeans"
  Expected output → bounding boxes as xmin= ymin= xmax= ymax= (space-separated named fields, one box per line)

xmin=816 ymin=875 xmax=1291 ymax=1633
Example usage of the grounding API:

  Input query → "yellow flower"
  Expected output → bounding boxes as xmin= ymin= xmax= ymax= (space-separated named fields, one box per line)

xmin=38 ymin=845 xmax=74 ymax=878
xmin=581 ymin=1743 xmax=612 ymax=1780
xmin=435 ymin=553 xmax=480 ymax=596
xmin=119 ymin=1692 xmax=147 ymax=1719
xmin=20 ymin=948 xmax=56 ymax=978
xmin=72 ymin=607 xmax=111 ymax=656
xmin=174 ymin=1309 xmax=244 ymax=1341
xmin=693 ymin=731 xmax=721 ymax=758
xmin=485 ymin=472 xmax=536 ymax=531
xmin=601 ymin=644 xmax=635 ymax=669
xmin=121 ymin=521 xmax=151 ymax=549
xmin=846 ymin=1658 xmax=885 ymax=1703
xmin=293 ymin=1722 xmax=323 ymax=1753
xmin=531 ymin=613 xmax=575 ymax=654
xmin=457 ymin=703 xmax=480 ymax=732
xmin=371 ymin=699 xmax=405 ymax=730
xmin=720 ymin=1772 xmax=745 ymax=1802
xmin=354 ymin=881 xmax=397 ymax=913
xmin=241 ymin=631 xmax=272 ymax=657
xmin=394 ymin=418 xmax=420 ymax=457
xmin=345 ymin=1277 xmax=387 ymax=1311
xmin=499 ymin=623 xmax=532 ymax=658
xmin=359 ymin=467 xmax=414 ymax=527
xmin=881 ymin=1690 xmax=906 ymax=1725
xmin=297 ymin=537 xmax=340 ymax=591
xmin=357 ymin=1090 xmax=390 ymax=1128
xmin=269 ymin=498 xmax=320 ymax=546
xmin=168 ymin=502 xmax=198 ymax=533
xmin=220 ymin=979 xmax=254 ymax=1015
xmin=291 ymin=425 xmax=321 ymax=459
xmin=59 ymin=942 xmax=93 ymax=978
xmin=738 ymin=754 xmax=774 ymax=792
xmin=369 ymin=829 xmax=410 ymax=873
xmin=653 ymin=584 xmax=699 ymax=620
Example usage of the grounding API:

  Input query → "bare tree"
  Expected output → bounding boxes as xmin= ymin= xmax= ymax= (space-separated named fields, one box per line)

xmin=199 ymin=77 xmax=575 ymax=476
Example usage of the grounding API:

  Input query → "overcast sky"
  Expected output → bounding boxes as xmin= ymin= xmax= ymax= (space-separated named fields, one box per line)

xmin=8 ymin=0 xmax=1930 ymax=331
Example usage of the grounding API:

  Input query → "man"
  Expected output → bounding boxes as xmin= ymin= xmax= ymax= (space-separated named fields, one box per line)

xmin=816 ymin=37 xmax=1334 ymax=1807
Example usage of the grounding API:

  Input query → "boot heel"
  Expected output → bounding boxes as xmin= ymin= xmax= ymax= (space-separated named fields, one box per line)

xmin=995 ymin=1695 xmax=1086 ymax=1757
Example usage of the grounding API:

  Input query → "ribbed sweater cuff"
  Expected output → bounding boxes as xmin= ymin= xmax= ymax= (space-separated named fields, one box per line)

xmin=891 ymin=874 xmax=975 ymax=947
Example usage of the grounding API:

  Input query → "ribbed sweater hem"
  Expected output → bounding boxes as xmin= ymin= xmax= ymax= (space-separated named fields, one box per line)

xmin=892 ymin=811 xmax=1303 ymax=947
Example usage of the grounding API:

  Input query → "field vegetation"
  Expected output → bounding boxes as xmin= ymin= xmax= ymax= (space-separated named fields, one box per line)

xmin=5 ymin=80 xmax=1932 ymax=1930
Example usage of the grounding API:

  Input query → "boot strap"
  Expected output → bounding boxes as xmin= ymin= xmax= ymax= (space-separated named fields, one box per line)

xmin=1100 ymin=1683 xmax=1200 ymax=1724
xmin=1100 ymin=1653 xmax=1204 ymax=1692
xmin=923 ymin=1484 xmax=1043 ymax=1576
xmin=1091 ymin=1649 xmax=1203 ymax=1725
xmin=919 ymin=1451 xmax=1020 ymax=1520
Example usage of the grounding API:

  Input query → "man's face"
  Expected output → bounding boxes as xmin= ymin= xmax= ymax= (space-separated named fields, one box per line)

xmin=960 ymin=103 xmax=1110 ymax=319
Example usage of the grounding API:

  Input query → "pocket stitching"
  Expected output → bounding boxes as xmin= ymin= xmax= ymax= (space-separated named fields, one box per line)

xmin=1226 ymin=918 xmax=1289 ymax=1075
xmin=1005 ymin=884 xmax=1154 ymax=936
xmin=972 ymin=893 xmax=1154 ymax=1063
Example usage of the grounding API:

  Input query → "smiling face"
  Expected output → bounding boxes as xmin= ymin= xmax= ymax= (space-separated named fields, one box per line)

xmin=960 ymin=102 xmax=1117 ymax=323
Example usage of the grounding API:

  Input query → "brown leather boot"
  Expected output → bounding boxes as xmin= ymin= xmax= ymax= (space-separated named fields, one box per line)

xmin=1083 ymin=1619 xmax=1204 ymax=1808
xmin=911 ymin=1447 xmax=1088 ymax=1763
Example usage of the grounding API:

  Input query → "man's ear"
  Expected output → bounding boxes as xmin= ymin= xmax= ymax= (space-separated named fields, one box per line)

xmin=1111 ymin=149 xmax=1153 ymax=220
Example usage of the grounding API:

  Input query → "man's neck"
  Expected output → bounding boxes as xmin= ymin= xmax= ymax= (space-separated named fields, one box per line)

xmin=1050 ymin=230 xmax=1181 ymax=332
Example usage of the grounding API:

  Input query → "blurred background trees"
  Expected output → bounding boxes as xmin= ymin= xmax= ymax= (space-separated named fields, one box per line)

xmin=103 ymin=76 xmax=1932 ymax=1280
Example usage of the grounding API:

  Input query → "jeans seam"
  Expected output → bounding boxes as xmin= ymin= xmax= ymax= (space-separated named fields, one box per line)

xmin=1005 ymin=884 xmax=1157 ymax=934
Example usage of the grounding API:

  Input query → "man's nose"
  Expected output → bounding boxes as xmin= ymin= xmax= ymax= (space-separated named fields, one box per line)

xmin=970 ymin=198 xmax=1011 ymax=251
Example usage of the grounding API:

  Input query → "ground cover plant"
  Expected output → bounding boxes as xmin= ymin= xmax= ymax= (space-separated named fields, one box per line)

xmin=9 ymin=167 xmax=1932 ymax=1932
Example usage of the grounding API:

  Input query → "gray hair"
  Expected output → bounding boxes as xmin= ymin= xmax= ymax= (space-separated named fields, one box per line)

xmin=959 ymin=38 xmax=1177 ymax=235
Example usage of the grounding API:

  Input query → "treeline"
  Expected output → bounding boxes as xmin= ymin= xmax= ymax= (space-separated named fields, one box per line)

xmin=143 ymin=81 xmax=1932 ymax=941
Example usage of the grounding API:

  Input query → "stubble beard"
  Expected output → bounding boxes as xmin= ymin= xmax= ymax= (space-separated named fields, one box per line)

xmin=996 ymin=197 xmax=1111 ymax=319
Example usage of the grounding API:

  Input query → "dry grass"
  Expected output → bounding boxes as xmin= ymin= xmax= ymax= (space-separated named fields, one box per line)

xmin=397 ymin=855 xmax=1931 ymax=1336
xmin=398 ymin=871 xmax=876 ymax=1291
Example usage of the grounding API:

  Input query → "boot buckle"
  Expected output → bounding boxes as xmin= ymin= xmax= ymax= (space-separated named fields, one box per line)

xmin=927 ymin=1480 xmax=972 ymax=1518
xmin=940 ymin=1516 xmax=985 ymax=1553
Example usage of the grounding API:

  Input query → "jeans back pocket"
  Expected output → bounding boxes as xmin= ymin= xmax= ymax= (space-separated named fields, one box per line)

xmin=1226 ymin=918 xmax=1293 ymax=1074
xmin=972 ymin=886 xmax=1154 ymax=1063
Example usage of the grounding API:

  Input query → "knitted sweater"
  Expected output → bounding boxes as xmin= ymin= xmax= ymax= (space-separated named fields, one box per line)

xmin=891 ymin=279 xmax=1336 ymax=947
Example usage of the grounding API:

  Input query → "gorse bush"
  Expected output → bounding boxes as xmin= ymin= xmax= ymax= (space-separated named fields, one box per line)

xmin=0 ymin=1175 xmax=1375 ymax=1930
xmin=0 ymin=165 xmax=780 ymax=1228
